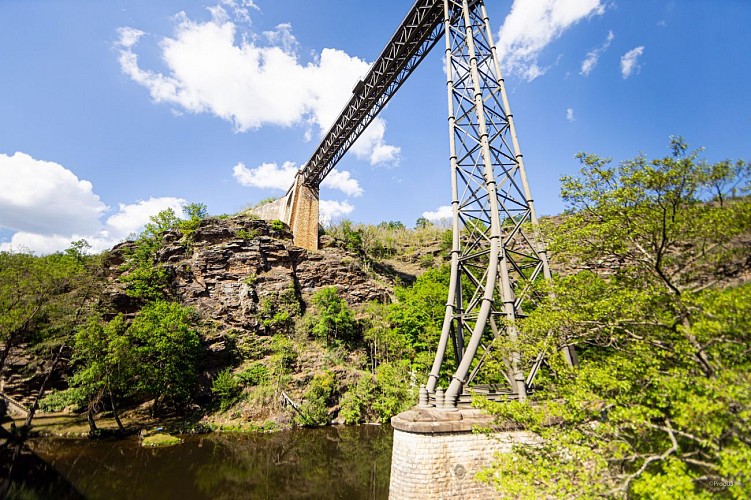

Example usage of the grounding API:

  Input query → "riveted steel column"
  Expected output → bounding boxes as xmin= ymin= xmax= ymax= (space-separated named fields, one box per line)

xmin=427 ymin=0 xmax=463 ymax=396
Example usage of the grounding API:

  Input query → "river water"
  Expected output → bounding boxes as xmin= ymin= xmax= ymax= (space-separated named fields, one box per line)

xmin=23 ymin=425 xmax=393 ymax=499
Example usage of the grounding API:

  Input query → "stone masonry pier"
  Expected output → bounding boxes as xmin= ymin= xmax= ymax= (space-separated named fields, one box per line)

xmin=389 ymin=408 xmax=539 ymax=499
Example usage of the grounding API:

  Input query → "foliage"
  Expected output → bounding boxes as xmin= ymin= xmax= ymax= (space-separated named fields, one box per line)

xmin=298 ymin=370 xmax=337 ymax=426
xmin=212 ymin=368 xmax=242 ymax=411
xmin=119 ymin=203 xmax=208 ymax=300
xmin=415 ymin=217 xmax=432 ymax=229
xmin=480 ymin=139 xmax=751 ymax=498
xmin=388 ymin=266 xmax=452 ymax=375
xmin=360 ymin=302 xmax=411 ymax=373
xmin=237 ymin=228 xmax=259 ymax=241
xmin=0 ymin=242 xmax=101 ymax=363
xmin=0 ymin=241 xmax=106 ymax=428
xmin=377 ymin=220 xmax=405 ymax=230
xmin=330 ymin=219 xmax=363 ymax=253
xmin=339 ymin=361 xmax=415 ymax=424
xmin=308 ymin=287 xmax=359 ymax=346
xmin=237 ymin=362 xmax=269 ymax=386
xmin=127 ymin=301 xmax=202 ymax=415
xmin=70 ymin=313 xmax=132 ymax=418
xmin=119 ymin=209 xmax=178 ymax=301
xmin=270 ymin=335 xmax=297 ymax=373
xmin=38 ymin=387 xmax=87 ymax=413
xmin=177 ymin=202 xmax=209 ymax=241
xmin=258 ymin=284 xmax=301 ymax=334
xmin=269 ymin=219 xmax=286 ymax=232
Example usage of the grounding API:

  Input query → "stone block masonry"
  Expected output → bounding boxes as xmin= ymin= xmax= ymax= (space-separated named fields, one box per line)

xmin=249 ymin=172 xmax=320 ymax=251
xmin=389 ymin=408 xmax=539 ymax=499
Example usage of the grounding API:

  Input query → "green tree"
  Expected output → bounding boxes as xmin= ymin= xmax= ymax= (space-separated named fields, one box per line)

xmin=388 ymin=266 xmax=451 ymax=374
xmin=128 ymin=300 xmax=202 ymax=416
xmin=178 ymin=202 xmax=209 ymax=241
xmin=480 ymin=139 xmax=751 ymax=498
xmin=415 ymin=217 xmax=432 ymax=229
xmin=70 ymin=314 xmax=131 ymax=432
xmin=309 ymin=287 xmax=358 ymax=346
xmin=0 ymin=241 xmax=107 ymax=428
xmin=119 ymin=209 xmax=180 ymax=302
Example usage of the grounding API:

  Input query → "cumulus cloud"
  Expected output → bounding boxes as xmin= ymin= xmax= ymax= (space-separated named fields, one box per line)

xmin=580 ymin=30 xmax=614 ymax=76
xmin=621 ymin=46 xmax=645 ymax=79
xmin=321 ymin=169 xmax=363 ymax=197
xmin=0 ymin=152 xmax=107 ymax=235
xmin=105 ymin=198 xmax=187 ymax=238
xmin=232 ymin=161 xmax=362 ymax=197
xmin=422 ymin=205 xmax=453 ymax=222
xmin=233 ymin=161 xmax=298 ymax=190
xmin=566 ymin=107 xmax=575 ymax=122
xmin=115 ymin=3 xmax=399 ymax=166
xmin=497 ymin=0 xmax=607 ymax=81
xmin=319 ymin=200 xmax=353 ymax=225
xmin=0 ymin=152 xmax=186 ymax=254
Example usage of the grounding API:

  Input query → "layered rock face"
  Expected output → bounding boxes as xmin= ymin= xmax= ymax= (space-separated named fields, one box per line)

xmin=105 ymin=215 xmax=391 ymax=333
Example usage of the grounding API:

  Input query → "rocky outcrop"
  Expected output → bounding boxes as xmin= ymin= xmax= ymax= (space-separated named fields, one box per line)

xmin=105 ymin=215 xmax=391 ymax=336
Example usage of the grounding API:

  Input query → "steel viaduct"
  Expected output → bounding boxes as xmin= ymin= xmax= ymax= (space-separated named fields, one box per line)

xmin=252 ymin=0 xmax=577 ymax=410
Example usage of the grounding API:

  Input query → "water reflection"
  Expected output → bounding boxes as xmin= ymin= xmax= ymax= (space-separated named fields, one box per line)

xmin=28 ymin=425 xmax=392 ymax=500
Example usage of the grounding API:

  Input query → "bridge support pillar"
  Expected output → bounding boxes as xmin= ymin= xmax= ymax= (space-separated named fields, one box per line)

xmin=389 ymin=407 xmax=539 ymax=499
xmin=287 ymin=173 xmax=319 ymax=251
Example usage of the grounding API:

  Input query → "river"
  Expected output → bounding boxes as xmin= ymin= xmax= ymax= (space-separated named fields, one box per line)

xmin=13 ymin=425 xmax=393 ymax=499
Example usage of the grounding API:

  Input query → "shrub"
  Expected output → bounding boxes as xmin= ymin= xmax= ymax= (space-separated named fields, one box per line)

xmin=237 ymin=362 xmax=269 ymax=386
xmin=298 ymin=371 xmax=336 ymax=426
xmin=38 ymin=387 xmax=87 ymax=413
xmin=237 ymin=228 xmax=259 ymax=241
xmin=212 ymin=368 xmax=242 ymax=411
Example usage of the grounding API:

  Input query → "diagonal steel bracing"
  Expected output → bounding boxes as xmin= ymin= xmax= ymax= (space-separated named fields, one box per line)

xmin=285 ymin=0 xmax=575 ymax=408
xmin=424 ymin=0 xmax=576 ymax=407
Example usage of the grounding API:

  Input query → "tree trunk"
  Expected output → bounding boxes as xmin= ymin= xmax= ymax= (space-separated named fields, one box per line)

xmin=151 ymin=394 xmax=160 ymax=418
xmin=24 ymin=344 xmax=66 ymax=428
xmin=109 ymin=389 xmax=124 ymax=433
xmin=87 ymin=405 xmax=98 ymax=433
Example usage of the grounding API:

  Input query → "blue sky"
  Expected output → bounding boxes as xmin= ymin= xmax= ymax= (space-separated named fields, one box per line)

xmin=1 ymin=0 xmax=750 ymax=253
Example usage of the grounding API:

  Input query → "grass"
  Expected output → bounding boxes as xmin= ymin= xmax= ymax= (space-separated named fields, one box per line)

xmin=141 ymin=432 xmax=182 ymax=447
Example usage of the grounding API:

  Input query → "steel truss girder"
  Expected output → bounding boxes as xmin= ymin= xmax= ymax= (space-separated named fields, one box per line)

xmin=300 ymin=0 xmax=445 ymax=186
xmin=425 ymin=0 xmax=564 ymax=406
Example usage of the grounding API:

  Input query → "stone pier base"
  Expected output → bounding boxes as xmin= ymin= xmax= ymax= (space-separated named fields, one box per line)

xmin=389 ymin=408 xmax=538 ymax=499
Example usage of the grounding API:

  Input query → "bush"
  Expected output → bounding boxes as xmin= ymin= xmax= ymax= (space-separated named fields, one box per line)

xmin=270 ymin=219 xmax=286 ymax=232
xmin=38 ymin=387 xmax=87 ymax=413
xmin=309 ymin=287 xmax=359 ymax=346
xmin=237 ymin=362 xmax=269 ymax=386
xmin=298 ymin=371 xmax=336 ymax=426
xmin=212 ymin=368 xmax=242 ymax=411
xmin=237 ymin=228 xmax=259 ymax=241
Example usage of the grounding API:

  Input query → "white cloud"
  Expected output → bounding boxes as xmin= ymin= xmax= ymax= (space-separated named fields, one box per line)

xmin=0 ymin=152 xmax=186 ymax=254
xmin=233 ymin=161 xmax=298 ymax=190
xmin=497 ymin=0 xmax=607 ymax=81
xmin=422 ymin=205 xmax=453 ymax=222
xmin=105 ymin=198 xmax=187 ymax=237
xmin=321 ymin=169 xmax=363 ymax=197
xmin=233 ymin=160 xmax=362 ymax=197
xmin=116 ymin=4 xmax=399 ymax=166
xmin=566 ymin=107 xmax=575 ymax=122
xmin=580 ymin=30 xmax=614 ymax=76
xmin=0 ymin=152 xmax=107 ymax=235
xmin=319 ymin=200 xmax=353 ymax=225
xmin=621 ymin=46 xmax=645 ymax=79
